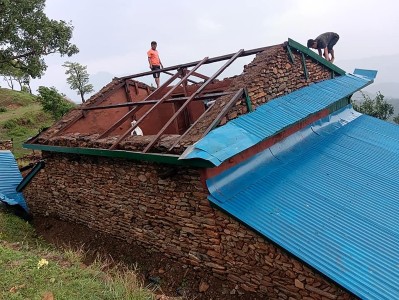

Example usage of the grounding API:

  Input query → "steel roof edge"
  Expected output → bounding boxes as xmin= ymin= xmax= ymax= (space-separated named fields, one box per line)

xmin=287 ymin=38 xmax=346 ymax=75
xmin=181 ymin=73 xmax=373 ymax=166
xmin=22 ymin=143 xmax=213 ymax=168
xmin=0 ymin=150 xmax=29 ymax=212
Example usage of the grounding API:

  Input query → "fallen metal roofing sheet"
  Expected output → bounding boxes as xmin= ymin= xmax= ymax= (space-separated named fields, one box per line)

xmin=180 ymin=73 xmax=374 ymax=166
xmin=207 ymin=106 xmax=399 ymax=299
xmin=0 ymin=150 xmax=29 ymax=211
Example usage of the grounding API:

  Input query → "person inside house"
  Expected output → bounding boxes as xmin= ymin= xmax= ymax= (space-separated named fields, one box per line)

xmin=147 ymin=41 xmax=163 ymax=88
xmin=307 ymin=32 xmax=339 ymax=63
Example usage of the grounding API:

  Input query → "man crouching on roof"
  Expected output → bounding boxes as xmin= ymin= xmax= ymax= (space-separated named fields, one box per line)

xmin=307 ymin=32 xmax=339 ymax=63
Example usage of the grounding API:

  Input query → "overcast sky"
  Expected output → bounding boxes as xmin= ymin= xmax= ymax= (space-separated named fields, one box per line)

xmin=7 ymin=0 xmax=399 ymax=101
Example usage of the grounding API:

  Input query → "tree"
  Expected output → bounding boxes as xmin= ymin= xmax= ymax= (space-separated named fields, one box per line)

xmin=63 ymin=61 xmax=94 ymax=103
xmin=1 ymin=63 xmax=31 ymax=91
xmin=393 ymin=115 xmax=399 ymax=125
xmin=37 ymin=86 xmax=75 ymax=120
xmin=352 ymin=91 xmax=394 ymax=120
xmin=0 ymin=0 xmax=79 ymax=78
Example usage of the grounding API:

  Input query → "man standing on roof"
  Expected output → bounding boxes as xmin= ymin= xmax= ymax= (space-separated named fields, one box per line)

xmin=307 ymin=32 xmax=339 ymax=63
xmin=147 ymin=41 xmax=163 ymax=88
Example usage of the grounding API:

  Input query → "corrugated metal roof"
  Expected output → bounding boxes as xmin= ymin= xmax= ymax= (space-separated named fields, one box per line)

xmin=207 ymin=106 xmax=399 ymax=299
xmin=180 ymin=73 xmax=374 ymax=166
xmin=0 ymin=150 xmax=28 ymax=211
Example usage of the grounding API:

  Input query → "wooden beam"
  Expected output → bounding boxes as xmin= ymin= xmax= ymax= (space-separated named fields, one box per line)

xmin=81 ymin=92 xmax=231 ymax=111
xmin=118 ymin=46 xmax=271 ymax=81
xmin=301 ymin=52 xmax=309 ymax=80
xmin=201 ymin=88 xmax=244 ymax=138
xmin=109 ymin=57 xmax=209 ymax=150
xmin=191 ymin=71 xmax=210 ymax=80
xmin=50 ymin=81 xmax=126 ymax=138
xmin=164 ymin=70 xmax=198 ymax=84
xmin=286 ymin=44 xmax=295 ymax=63
xmin=143 ymin=49 xmax=244 ymax=153
xmin=168 ymin=101 xmax=216 ymax=152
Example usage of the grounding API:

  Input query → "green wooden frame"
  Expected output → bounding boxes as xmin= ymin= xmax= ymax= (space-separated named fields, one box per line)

xmin=22 ymin=143 xmax=214 ymax=168
xmin=288 ymin=38 xmax=345 ymax=76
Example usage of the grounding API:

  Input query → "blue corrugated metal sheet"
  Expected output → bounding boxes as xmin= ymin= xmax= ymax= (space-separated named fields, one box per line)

xmin=0 ymin=150 xmax=28 ymax=211
xmin=207 ymin=106 xmax=399 ymax=299
xmin=354 ymin=68 xmax=378 ymax=80
xmin=180 ymin=73 xmax=374 ymax=166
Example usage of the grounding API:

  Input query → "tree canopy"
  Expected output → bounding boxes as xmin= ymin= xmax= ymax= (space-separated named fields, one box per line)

xmin=352 ymin=92 xmax=394 ymax=121
xmin=0 ymin=0 xmax=79 ymax=78
xmin=37 ymin=86 xmax=75 ymax=120
xmin=63 ymin=61 xmax=94 ymax=103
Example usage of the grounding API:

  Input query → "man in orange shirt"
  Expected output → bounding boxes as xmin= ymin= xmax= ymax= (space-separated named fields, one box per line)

xmin=147 ymin=41 xmax=163 ymax=88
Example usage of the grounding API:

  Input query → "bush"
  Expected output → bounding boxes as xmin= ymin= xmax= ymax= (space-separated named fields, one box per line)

xmin=37 ymin=86 xmax=76 ymax=120
xmin=0 ymin=107 xmax=7 ymax=113
xmin=3 ymin=119 xmax=17 ymax=129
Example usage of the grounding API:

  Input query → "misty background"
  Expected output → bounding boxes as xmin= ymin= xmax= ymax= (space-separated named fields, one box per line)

xmin=1 ymin=0 xmax=398 ymax=111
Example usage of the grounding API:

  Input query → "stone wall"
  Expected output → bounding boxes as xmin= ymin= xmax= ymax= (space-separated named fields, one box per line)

xmin=0 ymin=140 xmax=13 ymax=150
xmin=25 ymin=152 xmax=354 ymax=299
xmin=180 ymin=44 xmax=334 ymax=147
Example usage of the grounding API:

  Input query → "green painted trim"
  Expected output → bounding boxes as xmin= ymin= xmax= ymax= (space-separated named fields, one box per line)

xmin=288 ymin=38 xmax=346 ymax=76
xmin=286 ymin=45 xmax=295 ymax=63
xmin=244 ymin=88 xmax=253 ymax=112
xmin=22 ymin=143 xmax=214 ymax=168
xmin=16 ymin=161 xmax=45 ymax=192
xmin=326 ymin=97 xmax=351 ymax=114
xmin=301 ymin=53 xmax=309 ymax=80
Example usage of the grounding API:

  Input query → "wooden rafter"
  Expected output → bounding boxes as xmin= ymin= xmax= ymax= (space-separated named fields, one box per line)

xmin=201 ymin=88 xmax=244 ymax=138
xmin=168 ymin=101 xmax=216 ymax=152
xmin=109 ymin=57 xmax=210 ymax=150
xmin=118 ymin=46 xmax=271 ymax=81
xmin=191 ymin=71 xmax=210 ymax=80
xmin=99 ymin=71 xmax=182 ymax=139
xmin=143 ymin=49 xmax=244 ymax=153
xmin=80 ymin=92 xmax=231 ymax=111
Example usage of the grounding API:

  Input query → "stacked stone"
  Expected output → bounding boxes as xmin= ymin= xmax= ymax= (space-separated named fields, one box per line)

xmin=0 ymin=140 xmax=13 ymax=150
xmin=25 ymin=152 xmax=354 ymax=299
xmin=181 ymin=44 xmax=334 ymax=148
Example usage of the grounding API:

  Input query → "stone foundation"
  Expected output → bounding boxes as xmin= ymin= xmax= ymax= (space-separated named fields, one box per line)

xmin=0 ymin=140 xmax=13 ymax=150
xmin=25 ymin=152 xmax=355 ymax=299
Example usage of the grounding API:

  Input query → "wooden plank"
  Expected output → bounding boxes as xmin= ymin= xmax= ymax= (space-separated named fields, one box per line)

xmin=143 ymin=49 xmax=244 ymax=153
xmin=168 ymin=101 xmax=216 ymax=151
xmin=118 ymin=46 xmax=271 ymax=80
xmin=191 ymin=71 xmax=210 ymax=80
xmin=244 ymin=88 xmax=253 ymax=112
xmin=164 ymin=70 xmax=198 ymax=84
xmin=286 ymin=44 xmax=295 ymax=63
xmin=109 ymin=57 xmax=210 ymax=150
xmin=301 ymin=52 xmax=309 ymax=80
xmin=81 ymin=92 xmax=231 ymax=110
xmin=202 ymin=88 xmax=244 ymax=137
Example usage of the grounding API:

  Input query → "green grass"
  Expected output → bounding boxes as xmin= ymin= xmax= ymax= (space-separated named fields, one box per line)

xmin=0 ymin=88 xmax=37 ymax=108
xmin=0 ymin=88 xmax=55 ymax=158
xmin=0 ymin=212 xmax=154 ymax=300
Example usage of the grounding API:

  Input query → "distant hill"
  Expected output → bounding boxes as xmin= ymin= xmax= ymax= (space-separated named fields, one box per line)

xmin=0 ymin=88 xmax=55 ymax=158
xmin=338 ymin=54 xmax=399 ymax=98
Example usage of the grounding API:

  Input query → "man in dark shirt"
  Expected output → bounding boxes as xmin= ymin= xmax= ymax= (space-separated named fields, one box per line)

xmin=307 ymin=32 xmax=339 ymax=63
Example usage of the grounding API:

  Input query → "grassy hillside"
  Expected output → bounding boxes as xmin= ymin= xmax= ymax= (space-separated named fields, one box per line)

xmin=0 ymin=88 xmax=54 ymax=158
xmin=0 ymin=211 xmax=153 ymax=299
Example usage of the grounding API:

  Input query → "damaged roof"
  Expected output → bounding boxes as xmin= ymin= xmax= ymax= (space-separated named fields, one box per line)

xmin=24 ymin=39 xmax=345 ymax=160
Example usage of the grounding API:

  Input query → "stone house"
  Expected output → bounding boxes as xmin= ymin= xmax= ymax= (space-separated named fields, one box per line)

xmin=23 ymin=39 xmax=399 ymax=299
